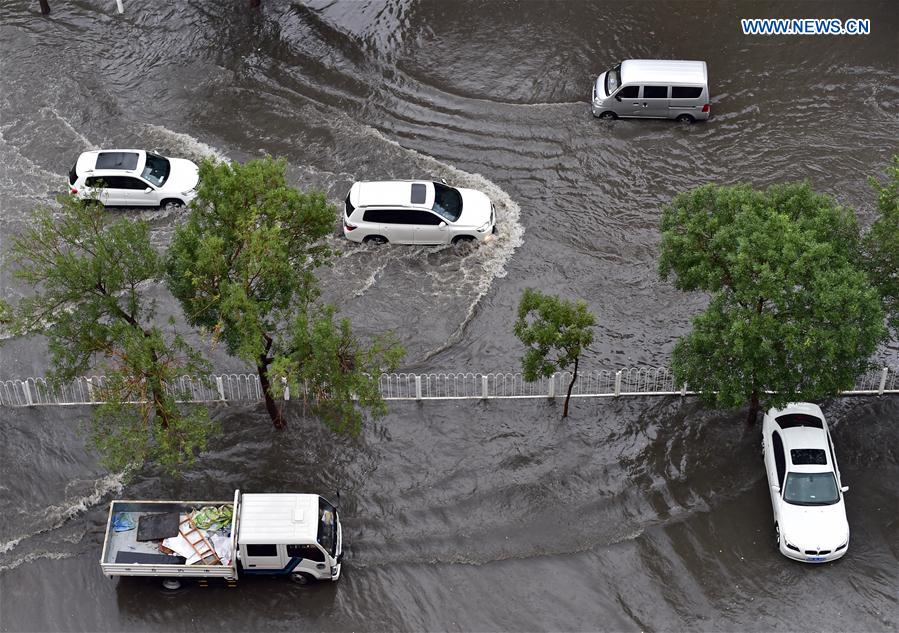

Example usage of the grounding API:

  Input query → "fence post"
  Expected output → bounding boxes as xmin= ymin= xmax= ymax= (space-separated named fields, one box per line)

xmin=215 ymin=376 xmax=225 ymax=401
xmin=614 ymin=370 xmax=622 ymax=397
xmin=86 ymin=377 xmax=96 ymax=403
xmin=547 ymin=373 xmax=555 ymax=399
xmin=481 ymin=375 xmax=489 ymax=400
xmin=680 ymin=382 xmax=687 ymax=397
xmin=282 ymin=377 xmax=290 ymax=401
xmin=878 ymin=367 xmax=888 ymax=395
xmin=414 ymin=375 xmax=422 ymax=401
xmin=23 ymin=381 xmax=34 ymax=406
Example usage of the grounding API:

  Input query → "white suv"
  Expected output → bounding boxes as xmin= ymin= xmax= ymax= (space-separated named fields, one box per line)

xmin=343 ymin=180 xmax=496 ymax=245
xmin=68 ymin=150 xmax=199 ymax=209
xmin=762 ymin=403 xmax=850 ymax=563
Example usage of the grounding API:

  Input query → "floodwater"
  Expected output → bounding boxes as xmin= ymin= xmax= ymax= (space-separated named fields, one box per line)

xmin=1 ymin=1 xmax=897 ymax=631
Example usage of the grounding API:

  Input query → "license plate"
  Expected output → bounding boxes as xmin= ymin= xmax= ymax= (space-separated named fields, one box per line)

xmin=808 ymin=556 xmax=826 ymax=562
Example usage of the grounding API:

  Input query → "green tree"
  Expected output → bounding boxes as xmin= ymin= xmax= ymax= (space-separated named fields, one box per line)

xmin=269 ymin=304 xmax=404 ymax=435
xmin=4 ymin=196 xmax=214 ymax=472
xmin=863 ymin=155 xmax=899 ymax=333
xmin=166 ymin=157 xmax=402 ymax=430
xmin=513 ymin=288 xmax=596 ymax=417
xmin=659 ymin=182 xmax=887 ymax=423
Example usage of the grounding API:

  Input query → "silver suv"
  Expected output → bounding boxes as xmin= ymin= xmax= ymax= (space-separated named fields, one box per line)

xmin=343 ymin=180 xmax=496 ymax=245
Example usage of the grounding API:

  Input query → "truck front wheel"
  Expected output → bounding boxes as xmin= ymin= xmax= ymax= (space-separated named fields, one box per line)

xmin=290 ymin=572 xmax=315 ymax=585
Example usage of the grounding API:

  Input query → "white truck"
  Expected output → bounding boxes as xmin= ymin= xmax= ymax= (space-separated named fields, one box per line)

xmin=100 ymin=490 xmax=343 ymax=588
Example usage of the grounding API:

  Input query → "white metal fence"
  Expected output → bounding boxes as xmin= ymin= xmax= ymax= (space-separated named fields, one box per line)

xmin=1 ymin=366 xmax=897 ymax=407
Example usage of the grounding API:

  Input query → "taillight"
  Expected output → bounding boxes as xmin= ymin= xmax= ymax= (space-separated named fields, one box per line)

xmin=70 ymin=187 xmax=78 ymax=194
xmin=344 ymin=220 xmax=357 ymax=231
xmin=702 ymin=103 xmax=710 ymax=113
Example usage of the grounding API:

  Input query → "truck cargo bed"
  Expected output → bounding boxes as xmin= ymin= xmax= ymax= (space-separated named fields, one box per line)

xmin=100 ymin=491 xmax=239 ymax=579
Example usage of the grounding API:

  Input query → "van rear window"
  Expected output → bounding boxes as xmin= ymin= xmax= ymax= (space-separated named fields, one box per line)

xmin=672 ymin=86 xmax=703 ymax=99
xmin=68 ymin=163 xmax=78 ymax=185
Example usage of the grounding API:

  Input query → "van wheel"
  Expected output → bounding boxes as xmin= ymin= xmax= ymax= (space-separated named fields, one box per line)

xmin=676 ymin=114 xmax=695 ymax=123
xmin=161 ymin=199 xmax=184 ymax=211
xmin=364 ymin=235 xmax=388 ymax=245
xmin=599 ymin=111 xmax=617 ymax=120
xmin=290 ymin=572 xmax=315 ymax=585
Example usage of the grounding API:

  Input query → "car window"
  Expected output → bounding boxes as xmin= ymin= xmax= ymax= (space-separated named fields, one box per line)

xmin=432 ymin=183 xmax=462 ymax=222
xmin=141 ymin=153 xmax=171 ymax=187
xmin=411 ymin=183 xmax=427 ymax=204
xmin=85 ymin=176 xmax=105 ymax=188
xmin=286 ymin=544 xmax=325 ymax=561
xmin=345 ymin=193 xmax=355 ymax=218
xmin=411 ymin=210 xmax=443 ymax=226
xmin=120 ymin=177 xmax=149 ymax=190
xmin=783 ymin=472 xmax=840 ymax=506
xmin=68 ymin=163 xmax=78 ymax=186
xmin=364 ymin=209 xmax=415 ymax=224
xmin=772 ymin=431 xmax=786 ymax=487
xmin=616 ymin=86 xmax=639 ymax=99
xmin=245 ymin=544 xmax=278 ymax=557
xmin=95 ymin=152 xmax=139 ymax=170
xmin=642 ymin=86 xmax=669 ymax=99
xmin=605 ymin=64 xmax=621 ymax=95
xmin=671 ymin=86 xmax=703 ymax=99
xmin=790 ymin=449 xmax=826 ymax=465
xmin=775 ymin=414 xmax=823 ymax=429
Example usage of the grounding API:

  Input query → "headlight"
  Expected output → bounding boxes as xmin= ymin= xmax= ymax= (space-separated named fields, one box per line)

xmin=477 ymin=221 xmax=492 ymax=233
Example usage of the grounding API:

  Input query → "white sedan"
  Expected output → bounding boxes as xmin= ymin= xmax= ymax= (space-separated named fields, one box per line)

xmin=762 ymin=403 xmax=850 ymax=563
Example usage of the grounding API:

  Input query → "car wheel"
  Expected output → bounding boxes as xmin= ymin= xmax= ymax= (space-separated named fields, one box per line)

xmin=363 ymin=235 xmax=388 ymax=245
xmin=676 ymin=114 xmax=695 ymax=123
xmin=161 ymin=199 xmax=184 ymax=212
xmin=599 ymin=111 xmax=617 ymax=120
xmin=290 ymin=572 xmax=315 ymax=585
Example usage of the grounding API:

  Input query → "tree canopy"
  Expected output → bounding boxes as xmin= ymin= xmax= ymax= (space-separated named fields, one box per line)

xmin=863 ymin=155 xmax=899 ymax=332
xmin=659 ymin=182 xmax=887 ymax=422
xmin=167 ymin=157 xmax=402 ymax=431
xmin=513 ymin=288 xmax=596 ymax=417
xmin=5 ymin=196 xmax=214 ymax=472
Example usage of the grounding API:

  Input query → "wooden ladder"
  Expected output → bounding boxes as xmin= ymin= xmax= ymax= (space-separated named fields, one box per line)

xmin=179 ymin=517 xmax=221 ymax=566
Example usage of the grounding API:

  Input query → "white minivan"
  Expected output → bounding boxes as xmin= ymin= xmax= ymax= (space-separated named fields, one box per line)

xmin=343 ymin=180 xmax=496 ymax=246
xmin=592 ymin=59 xmax=710 ymax=122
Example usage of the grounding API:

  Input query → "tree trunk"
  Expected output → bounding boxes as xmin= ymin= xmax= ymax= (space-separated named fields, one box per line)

xmin=746 ymin=390 xmax=760 ymax=425
xmin=257 ymin=360 xmax=285 ymax=430
xmin=38 ymin=0 xmax=50 ymax=14
xmin=563 ymin=355 xmax=579 ymax=418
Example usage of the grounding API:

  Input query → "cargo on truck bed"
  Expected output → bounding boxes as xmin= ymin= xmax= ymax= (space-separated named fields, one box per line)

xmin=99 ymin=490 xmax=343 ymax=588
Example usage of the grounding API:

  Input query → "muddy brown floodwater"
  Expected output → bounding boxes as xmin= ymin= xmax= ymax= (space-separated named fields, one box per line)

xmin=1 ymin=1 xmax=897 ymax=631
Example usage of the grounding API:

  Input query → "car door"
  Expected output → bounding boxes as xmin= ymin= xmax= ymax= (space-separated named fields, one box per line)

xmin=640 ymin=85 xmax=670 ymax=118
xmin=84 ymin=176 xmax=112 ymax=206
xmin=412 ymin=210 xmax=448 ymax=244
xmin=769 ymin=430 xmax=787 ymax=522
xmin=286 ymin=543 xmax=329 ymax=578
xmin=119 ymin=176 xmax=158 ymax=206
xmin=612 ymin=85 xmax=640 ymax=117
xmin=379 ymin=209 xmax=415 ymax=243
xmin=241 ymin=542 xmax=285 ymax=571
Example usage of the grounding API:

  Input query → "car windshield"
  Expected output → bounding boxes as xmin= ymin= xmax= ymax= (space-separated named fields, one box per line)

xmin=141 ymin=153 xmax=171 ymax=187
xmin=432 ymin=182 xmax=463 ymax=222
xmin=605 ymin=64 xmax=621 ymax=96
xmin=783 ymin=472 xmax=840 ymax=506
xmin=317 ymin=498 xmax=337 ymax=557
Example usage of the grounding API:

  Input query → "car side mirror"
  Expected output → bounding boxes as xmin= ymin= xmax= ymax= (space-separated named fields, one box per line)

xmin=771 ymin=485 xmax=780 ymax=493
xmin=841 ymin=485 xmax=849 ymax=493
xmin=439 ymin=221 xmax=447 ymax=228
xmin=615 ymin=95 xmax=621 ymax=102
xmin=144 ymin=187 xmax=152 ymax=193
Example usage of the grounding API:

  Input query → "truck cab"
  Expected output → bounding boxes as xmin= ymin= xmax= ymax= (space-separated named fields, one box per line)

xmin=237 ymin=493 xmax=343 ymax=583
